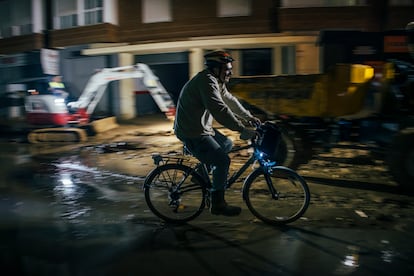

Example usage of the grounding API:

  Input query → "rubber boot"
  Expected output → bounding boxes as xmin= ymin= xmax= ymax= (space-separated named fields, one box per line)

xmin=210 ymin=190 xmax=241 ymax=216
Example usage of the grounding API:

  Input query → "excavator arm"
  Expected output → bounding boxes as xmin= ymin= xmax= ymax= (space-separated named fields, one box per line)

xmin=67 ymin=63 xmax=175 ymax=116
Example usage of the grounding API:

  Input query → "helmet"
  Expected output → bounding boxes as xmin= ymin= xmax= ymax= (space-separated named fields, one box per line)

xmin=204 ymin=50 xmax=234 ymax=68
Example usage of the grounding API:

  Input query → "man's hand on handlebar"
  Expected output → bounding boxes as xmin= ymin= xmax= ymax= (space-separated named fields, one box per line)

xmin=248 ymin=116 xmax=261 ymax=128
xmin=240 ymin=127 xmax=257 ymax=140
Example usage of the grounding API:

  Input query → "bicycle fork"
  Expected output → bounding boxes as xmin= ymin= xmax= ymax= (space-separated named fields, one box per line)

xmin=264 ymin=173 xmax=279 ymax=200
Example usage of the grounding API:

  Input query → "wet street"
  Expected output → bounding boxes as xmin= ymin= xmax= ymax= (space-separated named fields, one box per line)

xmin=1 ymin=116 xmax=414 ymax=276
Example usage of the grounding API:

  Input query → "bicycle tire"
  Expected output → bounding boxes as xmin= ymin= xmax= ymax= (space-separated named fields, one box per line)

xmin=243 ymin=166 xmax=310 ymax=225
xmin=144 ymin=163 xmax=207 ymax=223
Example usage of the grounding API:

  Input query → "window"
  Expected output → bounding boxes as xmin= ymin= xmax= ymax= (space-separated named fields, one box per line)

xmin=218 ymin=0 xmax=251 ymax=17
xmin=142 ymin=0 xmax=172 ymax=23
xmin=281 ymin=0 xmax=367 ymax=8
xmin=55 ymin=0 xmax=78 ymax=29
xmin=0 ymin=0 xmax=32 ymax=38
xmin=55 ymin=0 xmax=105 ymax=29
xmin=59 ymin=14 xmax=78 ymax=29
xmin=0 ymin=1 xmax=10 ymax=37
xmin=241 ymin=48 xmax=272 ymax=76
xmin=85 ymin=0 xmax=103 ymax=25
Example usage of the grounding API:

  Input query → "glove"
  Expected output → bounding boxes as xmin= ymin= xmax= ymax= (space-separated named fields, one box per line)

xmin=240 ymin=127 xmax=256 ymax=140
xmin=248 ymin=117 xmax=261 ymax=127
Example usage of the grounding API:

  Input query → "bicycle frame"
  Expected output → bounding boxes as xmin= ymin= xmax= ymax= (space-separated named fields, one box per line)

xmin=193 ymin=143 xmax=279 ymax=191
xmin=226 ymin=145 xmax=256 ymax=189
xmin=150 ymin=126 xmax=281 ymax=195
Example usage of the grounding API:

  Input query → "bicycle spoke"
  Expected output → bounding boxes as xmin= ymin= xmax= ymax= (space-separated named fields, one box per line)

xmin=144 ymin=164 xmax=206 ymax=223
xmin=244 ymin=167 xmax=310 ymax=225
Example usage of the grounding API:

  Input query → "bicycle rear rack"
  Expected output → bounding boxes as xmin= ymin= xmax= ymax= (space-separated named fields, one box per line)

xmin=151 ymin=153 xmax=196 ymax=167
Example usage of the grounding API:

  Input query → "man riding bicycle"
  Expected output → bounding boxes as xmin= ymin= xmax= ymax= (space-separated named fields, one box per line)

xmin=173 ymin=50 xmax=260 ymax=216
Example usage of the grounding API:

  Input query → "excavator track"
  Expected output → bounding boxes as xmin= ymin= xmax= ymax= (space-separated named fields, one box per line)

xmin=28 ymin=128 xmax=88 ymax=143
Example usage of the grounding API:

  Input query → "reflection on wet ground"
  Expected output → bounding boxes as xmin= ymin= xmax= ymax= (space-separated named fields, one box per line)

xmin=1 ymin=140 xmax=414 ymax=275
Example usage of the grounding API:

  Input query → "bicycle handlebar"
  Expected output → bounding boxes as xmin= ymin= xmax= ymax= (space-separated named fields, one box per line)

xmin=250 ymin=120 xmax=282 ymax=154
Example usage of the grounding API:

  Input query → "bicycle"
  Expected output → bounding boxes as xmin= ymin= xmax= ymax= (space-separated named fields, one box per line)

xmin=143 ymin=121 xmax=310 ymax=225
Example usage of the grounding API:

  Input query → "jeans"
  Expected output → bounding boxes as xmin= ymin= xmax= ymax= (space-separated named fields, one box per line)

xmin=181 ymin=129 xmax=233 ymax=191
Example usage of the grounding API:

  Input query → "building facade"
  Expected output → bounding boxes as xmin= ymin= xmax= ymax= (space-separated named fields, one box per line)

xmin=0 ymin=0 xmax=413 ymax=119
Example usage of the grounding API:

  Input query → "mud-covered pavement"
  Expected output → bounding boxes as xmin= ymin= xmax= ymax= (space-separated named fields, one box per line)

xmin=1 ymin=114 xmax=414 ymax=275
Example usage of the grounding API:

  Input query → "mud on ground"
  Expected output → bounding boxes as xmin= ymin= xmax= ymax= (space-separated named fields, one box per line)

xmin=27 ymin=115 xmax=414 ymax=230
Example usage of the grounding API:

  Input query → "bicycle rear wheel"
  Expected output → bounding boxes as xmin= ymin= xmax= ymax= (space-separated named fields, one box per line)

xmin=144 ymin=163 xmax=207 ymax=223
xmin=243 ymin=166 xmax=310 ymax=225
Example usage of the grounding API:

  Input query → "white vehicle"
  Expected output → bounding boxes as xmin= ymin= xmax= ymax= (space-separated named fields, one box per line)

xmin=25 ymin=63 xmax=175 ymax=142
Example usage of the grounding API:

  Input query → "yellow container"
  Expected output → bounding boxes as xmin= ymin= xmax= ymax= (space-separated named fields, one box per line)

xmin=229 ymin=64 xmax=374 ymax=118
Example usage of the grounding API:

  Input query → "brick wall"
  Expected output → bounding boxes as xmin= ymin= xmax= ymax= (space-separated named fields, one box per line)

xmin=279 ymin=7 xmax=375 ymax=32
xmin=118 ymin=0 xmax=275 ymax=43
xmin=50 ymin=23 xmax=119 ymax=47
xmin=0 ymin=33 xmax=43 ymax=55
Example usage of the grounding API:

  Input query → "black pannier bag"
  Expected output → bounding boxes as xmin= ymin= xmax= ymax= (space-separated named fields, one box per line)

xmin=256 ymin=121 xmax=282 ymax=160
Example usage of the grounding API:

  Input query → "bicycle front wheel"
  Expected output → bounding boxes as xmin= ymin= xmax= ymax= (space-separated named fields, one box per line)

xmin=144 ymin=163 xmax=207 ymax=224
xmin=243 ymin=166 xmax=310 ymax=225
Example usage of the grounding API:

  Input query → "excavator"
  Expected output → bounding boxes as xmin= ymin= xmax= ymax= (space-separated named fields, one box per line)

xmin=25 ymin=63 xmax=175 ymax=143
